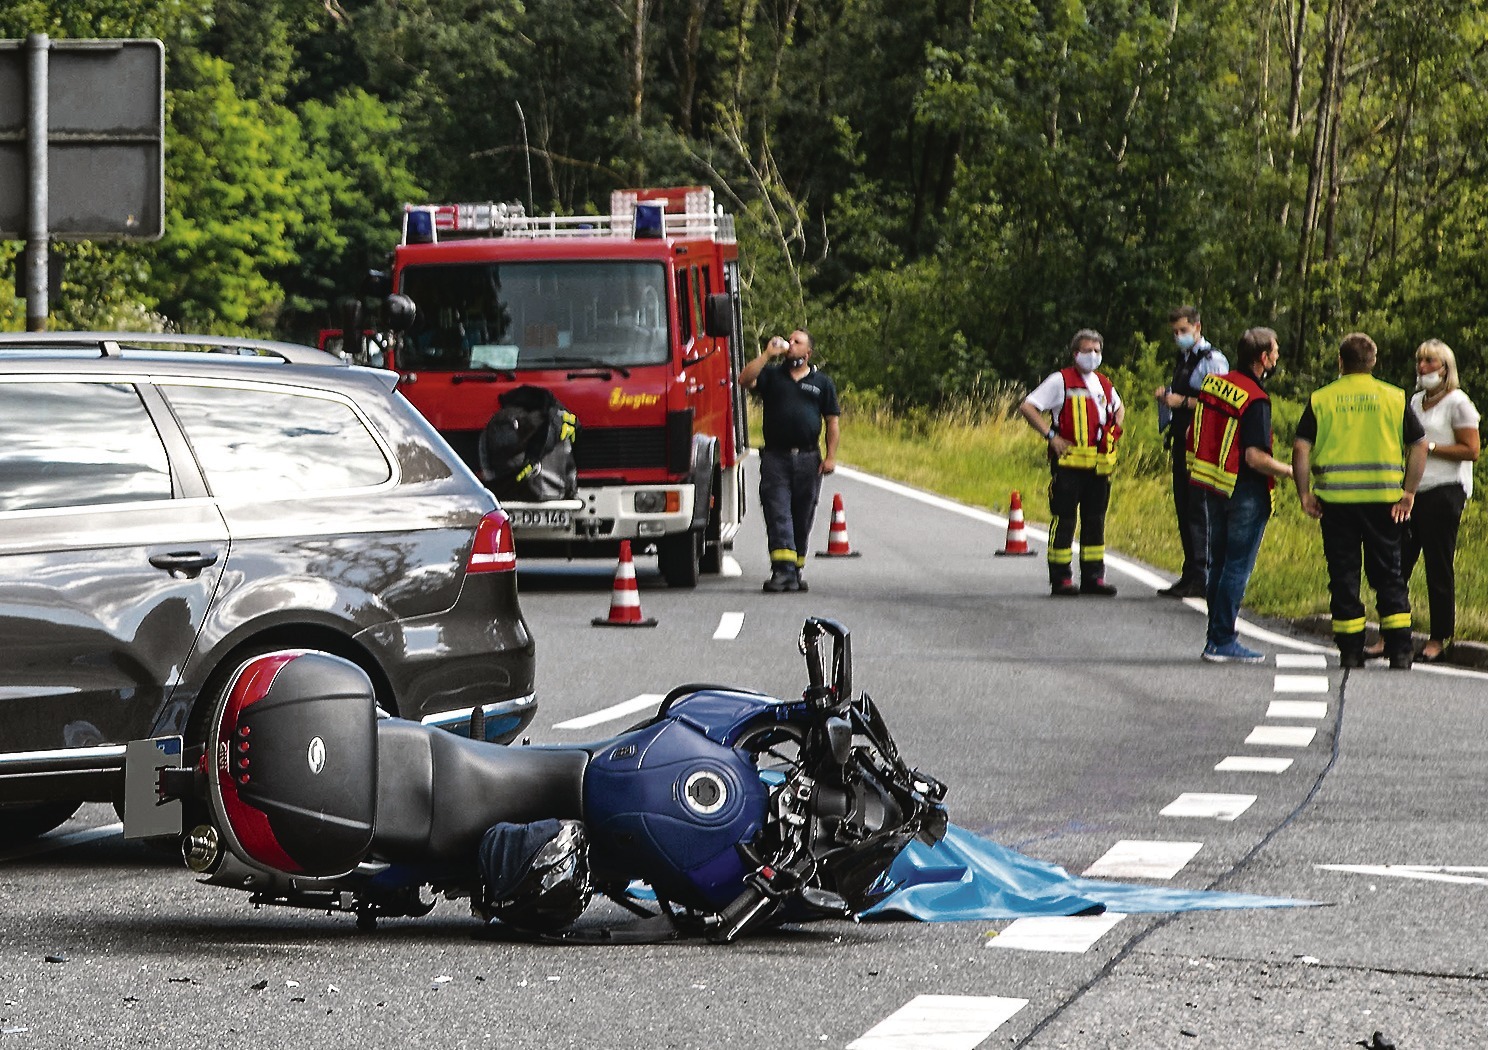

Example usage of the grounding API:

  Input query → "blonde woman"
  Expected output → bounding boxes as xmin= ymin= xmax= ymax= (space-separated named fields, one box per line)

xmin=1370 ymin=340 xmax=1480 ymax=661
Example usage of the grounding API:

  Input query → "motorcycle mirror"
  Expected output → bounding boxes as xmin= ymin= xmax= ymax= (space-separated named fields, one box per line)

xmin=824 ymin=716 xmax=853 ymax=766
xmin=798 ymin=886 xmax=852 ymax=917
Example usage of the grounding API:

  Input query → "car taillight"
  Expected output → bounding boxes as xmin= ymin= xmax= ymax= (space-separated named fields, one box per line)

xmin=467 ymin=510 xmax=518 ymax=573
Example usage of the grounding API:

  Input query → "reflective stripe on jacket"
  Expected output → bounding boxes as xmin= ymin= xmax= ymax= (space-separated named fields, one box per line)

xmin=1186 ymin=371 xmax=1271 ymax=497
xmin=1054 ymin=367 xmax=1120 ymax=475
xmin=1309 ymin=373 xmax=1407 ymax=503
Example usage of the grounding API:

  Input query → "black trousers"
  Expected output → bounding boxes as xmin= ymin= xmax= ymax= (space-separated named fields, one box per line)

xmin=1401 ymin=483 xmax=1467 ymax=641
xmin=1169 ymin=441 xmax=1209 ymax=583
xmin=759 ymin=448 xmax=822 ymax=569
xmin=1047 ymin=466 xmax=1109 ymax=584
xmin=1319 ymin=501 xmax=1412 ymax=657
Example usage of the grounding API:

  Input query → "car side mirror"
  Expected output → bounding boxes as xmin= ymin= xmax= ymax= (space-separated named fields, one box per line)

xmin=704 ymin=292 xmax=733 ymax=339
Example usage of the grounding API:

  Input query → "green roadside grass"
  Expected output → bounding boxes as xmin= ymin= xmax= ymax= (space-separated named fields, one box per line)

xmin=824 ymin=388 xmax=1488 ymax=643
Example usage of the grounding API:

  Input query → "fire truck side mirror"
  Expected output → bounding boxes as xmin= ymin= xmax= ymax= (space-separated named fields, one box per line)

xmin=704 ymin=293 xmax=733 ymax=340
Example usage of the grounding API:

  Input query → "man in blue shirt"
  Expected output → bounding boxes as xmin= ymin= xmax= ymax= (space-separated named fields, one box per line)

xmin=740 ymin=330 xmax=841 ymax=592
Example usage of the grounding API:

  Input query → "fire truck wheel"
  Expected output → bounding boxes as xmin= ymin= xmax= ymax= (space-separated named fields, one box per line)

xmin=658 ymin=528 xmax=703 ymax=588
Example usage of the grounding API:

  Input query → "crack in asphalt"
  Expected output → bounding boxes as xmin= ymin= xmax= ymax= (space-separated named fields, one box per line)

xmin=1012 ymin=668 xmax=1353 ymax=1047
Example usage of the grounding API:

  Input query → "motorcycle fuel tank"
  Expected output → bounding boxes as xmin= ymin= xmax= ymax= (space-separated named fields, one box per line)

xmin=583 ymin=718 xmax=767 ymax=909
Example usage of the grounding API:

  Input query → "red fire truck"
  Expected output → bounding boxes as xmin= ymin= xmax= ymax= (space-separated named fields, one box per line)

xmin=366 ymin=187 xmax=749 ymax=587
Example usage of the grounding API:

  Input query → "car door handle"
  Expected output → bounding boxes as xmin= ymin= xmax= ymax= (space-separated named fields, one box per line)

xmin=149 ymin=551 xmax=220 ymax=577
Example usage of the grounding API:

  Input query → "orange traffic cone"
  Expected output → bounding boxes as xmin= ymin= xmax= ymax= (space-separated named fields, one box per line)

xmin=592 ymin=540 xmax=658 ymax=627
xmin=994 ymin=490 xmax=1037 ymax=557
xmin=815 ymin=493 xmax=862 ymax=557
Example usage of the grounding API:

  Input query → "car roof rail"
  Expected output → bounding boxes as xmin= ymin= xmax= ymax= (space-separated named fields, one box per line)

xmin=0 ymin=331 xmax=346 ymax=366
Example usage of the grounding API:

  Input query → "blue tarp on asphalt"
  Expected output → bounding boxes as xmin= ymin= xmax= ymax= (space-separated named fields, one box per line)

xmin=861 ymin=825 xmax=1317 ymax=921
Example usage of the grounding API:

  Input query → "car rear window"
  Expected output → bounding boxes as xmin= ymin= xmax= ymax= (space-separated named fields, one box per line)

xmin=0 ymin=381 xmax=173 ymax=512
xmin=163 ymin=384 xmax=392 ymax=497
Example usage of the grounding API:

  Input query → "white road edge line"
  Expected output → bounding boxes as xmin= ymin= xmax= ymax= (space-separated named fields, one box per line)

xmin=832 ymin=465 xmax=1330 ymax=653
xmin=847 ymin=995 xmax=1028 ymax=1050
xmin=553 ymin=693 xmax=664 ymax=730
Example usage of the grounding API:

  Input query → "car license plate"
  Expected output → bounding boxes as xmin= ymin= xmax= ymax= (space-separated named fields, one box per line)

xmin=511 ymin=508 xmax=572 ymax=529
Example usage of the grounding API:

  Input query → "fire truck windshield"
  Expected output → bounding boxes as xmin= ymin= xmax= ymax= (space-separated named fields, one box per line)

xmin=398 ymin=261 xmax=670 ymax=372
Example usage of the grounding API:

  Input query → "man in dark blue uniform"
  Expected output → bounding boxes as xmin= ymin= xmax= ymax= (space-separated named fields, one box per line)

xmin=740 ymin=329 xmax=841 ymax=592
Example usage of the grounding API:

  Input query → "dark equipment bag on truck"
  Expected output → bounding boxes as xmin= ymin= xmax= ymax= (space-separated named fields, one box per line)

xmin=480 ymin=386 xmax=579 ymax=502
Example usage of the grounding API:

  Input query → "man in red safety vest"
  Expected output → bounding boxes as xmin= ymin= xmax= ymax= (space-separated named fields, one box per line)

xmin=1020 ymin=329 xmax=1125 ymax=596
xmin=1185 ymin=327 xmax=1294 ymax=663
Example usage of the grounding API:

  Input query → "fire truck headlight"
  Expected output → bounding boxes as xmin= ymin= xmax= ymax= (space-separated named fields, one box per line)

xmin=634 ymin=491 xmax=666 ymax=513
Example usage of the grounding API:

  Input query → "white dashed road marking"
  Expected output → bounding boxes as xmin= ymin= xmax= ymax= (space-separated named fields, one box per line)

xmin=1083 ymin=840 xmax=1203 ymax=880
xmin=1245 ymin=725 xmax=1318 ymax=748
xmin=553 ymin=693 xmax=663 ymax=730
xmin=1266 ymin=699 xmax=1328 ymax=719
xmin=1274 ymin=674 xmax=1330 ymax=693
xmin=847 ymin=995 xmax=1028 ymax=1050
xmin=987 ymin=912 xmax=1128 ymax=953
xmin=1161 ymin=793 xmax=1257 ymax=821
xmin=1216 ymin=756 xmax=1294 ymax=773
xmin=1276 ymin=653 xmax=1329 ymax=669
xmin=712 ymin=612 xmax=745 ymax=640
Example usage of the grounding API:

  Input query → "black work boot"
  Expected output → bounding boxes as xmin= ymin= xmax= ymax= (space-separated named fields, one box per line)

xmin=763 ymin=564 xmax=799 ymax=592
xmin=794 ymin=565 xmax=809 ymax=592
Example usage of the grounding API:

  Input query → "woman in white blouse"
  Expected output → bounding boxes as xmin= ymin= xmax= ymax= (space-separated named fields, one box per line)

xmin=1385 ymin=340 xmax=1480 ymax=662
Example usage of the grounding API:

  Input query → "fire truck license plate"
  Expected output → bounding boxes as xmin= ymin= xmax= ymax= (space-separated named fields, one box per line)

xmin=512 ymin=509 xmax=572 ymax=529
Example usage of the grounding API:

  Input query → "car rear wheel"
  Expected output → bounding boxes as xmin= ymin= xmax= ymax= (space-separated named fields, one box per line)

xmin=0 ymin=801 xmax=83 ymax=846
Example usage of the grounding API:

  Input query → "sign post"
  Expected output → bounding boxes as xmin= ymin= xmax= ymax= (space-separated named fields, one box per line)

xmin=0 ymin=34 xmax=164 ymax=329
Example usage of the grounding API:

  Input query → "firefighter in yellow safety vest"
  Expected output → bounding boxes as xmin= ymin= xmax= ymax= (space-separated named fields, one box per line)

xmin=1292 ymin=332 xmax=1428 ymax=669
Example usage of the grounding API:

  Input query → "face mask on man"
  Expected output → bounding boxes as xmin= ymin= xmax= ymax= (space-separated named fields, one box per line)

xmin=1174 ymin=331 xmax=1197 ymax=352
xmin=1417 ymin=369 xmax=1443 ymax=392
xmin=785 ymin=356 xmax=806 ymax=369
xmin=1075 ymin=350 xmax=1102 ymax=373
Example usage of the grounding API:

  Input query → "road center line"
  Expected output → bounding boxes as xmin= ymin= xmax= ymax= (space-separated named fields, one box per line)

xmin=1216 ymin=756 xmax=1294 ymax=773
xmin=1276 ymin=653 xmax=1328 ymax=669
xmin=1083 ymin=840 xmax=1203 ymax=880
xmin=1274 ymin=674 xmax=1330 ymax=693
xmin=713 ymin=612 xmax=745 ymax=640
xmin=1267 ymin=699 xmax=1328 ymax=719
xmin=986 ymin=912 xmax=1127 ymax=953
xmin=553 ymin=693 xmax=663 ymax=730
xmin=1160 ymin=793 xmax=1257 ymax=821
xmin=847 ymin=995 xmax=1028 ymax=1050
xmin=1245 ymin=725 xmax=1318 ymax=748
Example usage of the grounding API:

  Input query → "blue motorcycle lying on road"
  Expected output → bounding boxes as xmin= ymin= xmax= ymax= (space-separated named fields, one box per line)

xmin=137 ymin=617 xmax=948 ymax=942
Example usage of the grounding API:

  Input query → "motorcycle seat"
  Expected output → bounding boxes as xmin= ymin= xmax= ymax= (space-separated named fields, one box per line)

xmin=373 ymin=719 xmax=587 ymax=862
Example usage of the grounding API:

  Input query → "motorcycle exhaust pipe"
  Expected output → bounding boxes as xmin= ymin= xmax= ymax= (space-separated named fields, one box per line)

xmin=183 ymin=824 xmax=223 ymax=874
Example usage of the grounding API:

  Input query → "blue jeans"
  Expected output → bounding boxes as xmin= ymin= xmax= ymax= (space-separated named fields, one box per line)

xmin=1203 ymin=485 xmax=1271 ymax=648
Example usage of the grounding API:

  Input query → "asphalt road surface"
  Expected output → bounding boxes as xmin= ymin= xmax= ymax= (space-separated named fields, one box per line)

xmin=4 ymin=460 xmax=1485 ymax=1048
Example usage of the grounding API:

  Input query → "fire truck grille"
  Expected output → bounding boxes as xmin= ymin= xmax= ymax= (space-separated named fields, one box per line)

xmin=575 ymin=426 xmax=668 ymax=470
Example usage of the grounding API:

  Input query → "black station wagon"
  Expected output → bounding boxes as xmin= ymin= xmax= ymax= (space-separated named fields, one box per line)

xmin=0 ymin=333 xmax=536 ymax=843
